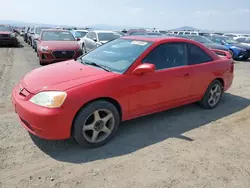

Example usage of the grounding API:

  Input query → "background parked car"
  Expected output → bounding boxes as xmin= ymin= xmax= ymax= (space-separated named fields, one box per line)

xmin=70 ymin=29 xmax=89 ymax=41
xmin=222 ymin=33 xmax=244 ymax=38
xmin=206 ymin=34 xmax=250 ymax=60
xmin=234 ymin=37 xmax=250 ymax=46
xmin=37 ymin=29 xmax=83 ymax=65
xmin=80 ymin=30 xmax=119 ymax=53
xmin=27 ymin=26 xmax=35 ymax=45
xmin=23 ymin=26 xmax=30 ymax=43
xmin=178 ymin=35 xmax=230 ymax=53
xmin=0 ymin=24 xmax=19 ymax=47
xmin=31 ymin=26 xmax=51 ymax=51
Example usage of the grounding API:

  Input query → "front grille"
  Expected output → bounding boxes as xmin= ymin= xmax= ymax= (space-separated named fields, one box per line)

xmin=0 ymin=34 xmax=9 ymax=37
xmin=52 ymin=50 xmax=75 ymax=59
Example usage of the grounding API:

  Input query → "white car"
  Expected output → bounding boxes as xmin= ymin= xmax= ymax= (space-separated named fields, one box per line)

xmin=234 ymin=37 xmax=250 ymax=46
xmin=222 ymin=33 xmax=244 ymax=38
xmin=80 ymin=30 xmax=119 ymax=53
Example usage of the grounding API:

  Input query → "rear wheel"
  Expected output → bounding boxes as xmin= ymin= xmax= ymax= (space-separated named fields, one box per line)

xmin=200 ymin=80 xmax=223 ymax=109
xmin=241 ymin=56 xmax=249 ymax=61
xmin=73 ymin=100 xmax=120 ymax=148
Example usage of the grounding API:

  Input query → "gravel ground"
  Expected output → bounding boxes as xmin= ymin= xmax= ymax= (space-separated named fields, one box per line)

xmin=1 ymin=38 xmax=250 ymax=188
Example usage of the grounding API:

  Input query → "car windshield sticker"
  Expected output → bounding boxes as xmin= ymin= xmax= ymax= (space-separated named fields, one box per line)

xmin=131 ymin=41 xmax=148 ymax=46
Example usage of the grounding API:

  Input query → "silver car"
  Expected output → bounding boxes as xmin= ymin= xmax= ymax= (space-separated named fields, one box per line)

xmin=80 ymin=30 xmax=119 ymax=53
xmin=31 ymin=26 xmax=51 ymax=51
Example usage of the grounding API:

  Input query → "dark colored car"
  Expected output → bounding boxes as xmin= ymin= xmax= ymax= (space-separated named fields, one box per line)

xmin=36 ymin=29 xmax=83 ymax=65
xmin=0 ymin=25 xmax=18 ymax=46
xmin=12 ymin=36 xmax=234 ymax=148
xmin=206 ymin=34 xmax=250 ymax=60
xmin=23 ymin=26 xmax=30 ymax=43
xmin=178 ymin=35 xmax=229 ymax=53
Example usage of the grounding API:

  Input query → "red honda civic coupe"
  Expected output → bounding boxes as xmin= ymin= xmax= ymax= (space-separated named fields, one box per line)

xmin=36 ymin=29 xmax=83 ymax=65
xmin=12 ymin=36 xmax=234 ymax=148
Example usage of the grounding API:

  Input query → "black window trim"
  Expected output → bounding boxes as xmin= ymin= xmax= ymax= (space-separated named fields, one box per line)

xmin=142 ymin=42 xmax=189 ymax=71
xmin=186 ymin=42 xmax=213 ymax=65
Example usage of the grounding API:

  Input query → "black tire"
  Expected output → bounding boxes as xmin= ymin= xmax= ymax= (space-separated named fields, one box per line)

xmin=39 ymin=60 xmax=44 ymax=66
xmin=199 ymin=80 xmax=223 ymax=109
xmin=241 ymin=56 xmax=249 ymax=61
xmin=82 ymin=43 xmax=87 ymax=54
xmin=73 ymin=100 xmax=120 ymax=148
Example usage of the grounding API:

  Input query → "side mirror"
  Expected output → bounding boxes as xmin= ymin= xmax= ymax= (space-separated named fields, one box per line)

xmin=132 ymin=63 xmax=155 ymax=75
xmin=76 ymin=38 xmax=80 ymax=41
xmin=93 ymin=38 xmax=97 ymax=42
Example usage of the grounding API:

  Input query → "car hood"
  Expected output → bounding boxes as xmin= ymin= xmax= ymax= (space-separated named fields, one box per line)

xmin=22 ymin=60 xmax=115 ymax=93
xmin=204 ymin=43 xmax=229 ymax=50
xmin=0 ymin=31 xmax=11 ymax=34
xmin=229 ymin=43 xmax=250 ymax=50
xmin=40 ymin=41 xmax=80 ymax=50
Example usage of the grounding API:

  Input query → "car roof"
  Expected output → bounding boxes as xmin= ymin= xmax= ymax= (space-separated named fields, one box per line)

xmin=73 ymin=29 xmax=89 ymax=32
xmin=122 ymin=35 xmax=195 ymax=42
xmin=91 ymin=30 xmax=115 ymax=33
xmin=41 ymin=29 xmax=71 ymax=32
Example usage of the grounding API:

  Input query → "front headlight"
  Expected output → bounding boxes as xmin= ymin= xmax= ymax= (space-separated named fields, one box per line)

xmin=29 ymin=91 xmax=67 ymax=108
xmin=41 ymin=46 xmax=49 ymax=52
xmin=10 ymin=33 xmax=16 ymax=37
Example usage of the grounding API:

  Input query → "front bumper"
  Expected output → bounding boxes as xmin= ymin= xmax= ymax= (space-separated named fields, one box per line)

xmin=12 ymin=83 xmax=72 ymax=140
xmin=38 ymin=50 xmax=83 ymax=64
xmin=0 ymin=37 xmax=18 ymax=46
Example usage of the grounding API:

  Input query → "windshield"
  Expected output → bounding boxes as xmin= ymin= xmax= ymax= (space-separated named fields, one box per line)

xmin=75 ymin=31 xmax=88 ymax=38
xmin=0 ymin=25 xmax=12 ymax=32
xmin=222 ymin=37 xmax=239 ymax=44
xmin=159 ymin=31 xmax=167 ymax=34
xmin=41 ymin=31 xmax=75 ymax=41
xmin=80 ymin=38 xmax=153 ymax=73
xmin=36 ymin=27 xmax=50 ymax=34
xmin=98 ymin=32 xmax=118 ymax=41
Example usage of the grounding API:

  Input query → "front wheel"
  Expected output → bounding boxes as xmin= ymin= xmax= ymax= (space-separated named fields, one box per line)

xmin=199 ymin=80 xmax=223 ymax=109
xmin=73 ymin=100 xmax=120 ymax=148
xmin=82 ymin=44 xmax=87 ymax=54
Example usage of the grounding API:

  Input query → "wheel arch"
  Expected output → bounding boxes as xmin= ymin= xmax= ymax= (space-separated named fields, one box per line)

xmin=71 ymin=97 xmax=122 ymax=134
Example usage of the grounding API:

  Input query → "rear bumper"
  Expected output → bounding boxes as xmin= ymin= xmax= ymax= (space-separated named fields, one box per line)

xmin=0 ymin=37 xmax=18 ymax=46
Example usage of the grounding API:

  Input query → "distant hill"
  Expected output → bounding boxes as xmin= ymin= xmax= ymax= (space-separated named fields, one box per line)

xmin=0 ymin=20 xmax=70 ymax=28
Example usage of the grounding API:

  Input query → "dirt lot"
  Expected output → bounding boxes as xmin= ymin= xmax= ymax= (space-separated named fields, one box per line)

xmin=1 ymin=38 xmax=250 ymax=188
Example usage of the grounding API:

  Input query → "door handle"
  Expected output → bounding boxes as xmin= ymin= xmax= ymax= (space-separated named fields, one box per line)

xmin=184 ymin=73 xmax=190 ymax=76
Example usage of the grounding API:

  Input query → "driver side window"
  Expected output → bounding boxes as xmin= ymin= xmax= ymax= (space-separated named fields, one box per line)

xmin=86 ymin=32 xmax=97 ymax=40
xmin=142 ymin=42 xmax=188 ymax=70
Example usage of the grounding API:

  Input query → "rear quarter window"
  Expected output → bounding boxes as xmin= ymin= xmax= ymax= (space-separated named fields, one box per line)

xmin=187 ymin=43 xmax=213 ymax=65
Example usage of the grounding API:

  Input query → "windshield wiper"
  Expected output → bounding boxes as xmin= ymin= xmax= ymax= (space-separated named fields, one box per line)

xmin=81 ymin=60 xmax=111 ymax=72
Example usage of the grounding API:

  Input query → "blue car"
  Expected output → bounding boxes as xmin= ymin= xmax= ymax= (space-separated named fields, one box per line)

xmin=206 ymin=34 xmax=250 ymax=60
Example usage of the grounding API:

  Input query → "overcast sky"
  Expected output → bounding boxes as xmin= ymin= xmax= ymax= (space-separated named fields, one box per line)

xmin=1 ymin=0 xmax=250 ymax=30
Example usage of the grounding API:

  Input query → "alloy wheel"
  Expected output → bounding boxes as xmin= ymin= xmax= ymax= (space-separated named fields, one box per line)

xmin=208 ymin=84 xmax=222 ymax=107
xmin=82 ymin=109 xmax=115 ymax=143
